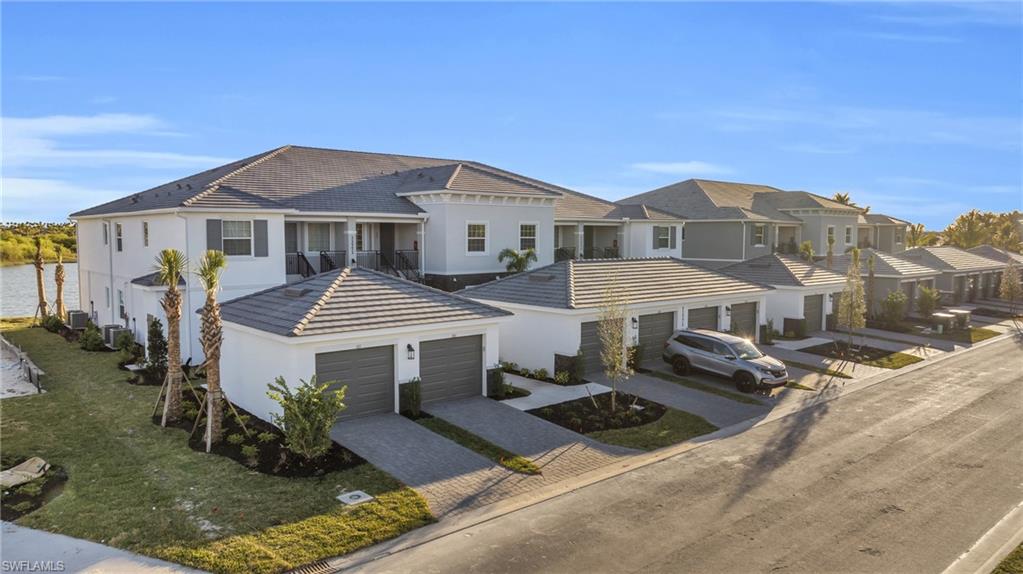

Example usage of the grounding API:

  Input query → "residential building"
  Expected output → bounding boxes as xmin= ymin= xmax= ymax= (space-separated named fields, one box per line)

xmin=895 ymin=247 xmax=1006 ymax=304
xmin=856 ymin=213 xmax=909 ymax=252
xmin=829 ymin=248 xmax=942 ymax=316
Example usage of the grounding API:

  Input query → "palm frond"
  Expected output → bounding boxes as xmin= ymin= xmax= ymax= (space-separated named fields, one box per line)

xmin=196 ymin=249 xmax=227 ymax=292
xmin=155 ymin=249 xmax=188 ymax=287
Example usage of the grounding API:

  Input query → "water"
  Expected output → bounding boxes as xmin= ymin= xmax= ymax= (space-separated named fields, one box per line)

xmin=0 ymin=263 xmax=79 ymax=318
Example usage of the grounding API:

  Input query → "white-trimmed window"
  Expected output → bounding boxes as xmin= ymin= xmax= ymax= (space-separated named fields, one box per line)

xmin=519 ymin=223 xmax=537 ymax=251
xmin=222 ymin=220 xmax=253 ymax=256
xmin=142 ymin=221 xmax=149 ymax=247
xmin=895 ymin=229 xmax=904 ymax=244
xmin=102 ymin=223 xmax=109 ymax=245
xmin=117 ymin=289 xmax=125 ymax=319
xmin=844 ymin=226 xmax=853 ymax=244
xmin=753 ymin=224 xmax=766 ymax=246
xmin=114 ymin=223 xmax=123 ymax=252
xmin=653 ymin=226 xmax=671 ymax=249
xmin=307 ymin=223 xmax=330 ymax=252
xmin=827 ymin=226 xmax=836 ymax=244
xmin=355 ymin=223 xmax=365 ymax=251
xmin=466 ymin=222 xmax=488 ymax=254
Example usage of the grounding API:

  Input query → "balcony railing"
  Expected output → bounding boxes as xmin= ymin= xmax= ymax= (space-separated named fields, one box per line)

xmin=319 ymin=250 xmax=348 ymax=273
xmin=554 ymin=247 xmax=575 ymax=262
xmin=582 ymin=246 xmax=620 ymax=260
xmin=285 ymin=252 xmax=316 ymax=277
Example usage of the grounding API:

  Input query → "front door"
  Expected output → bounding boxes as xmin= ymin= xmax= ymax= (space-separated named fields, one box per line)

xmin=379 ymin=222 xmax=395 ymax=257
xmin=285 ymin=222 xmax=298 ymax=254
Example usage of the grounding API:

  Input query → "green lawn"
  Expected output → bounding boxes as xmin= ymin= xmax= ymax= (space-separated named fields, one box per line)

xmin=415 ymin=416 xmax=540 ymax=475
xmin=637 ymin=368 xmax=764 ymax=405
xmin=800 ymin=340 xmax=924 ymax=369
xmin=994 ymin=543 xmax=1023 ymax=574
xmin=587 ymin=409 xmax=718 ymax=451
xmin=781 ymin=360 xmax=854 ymax=379
xmin=0 ymin=319 xmax=432 ymax=574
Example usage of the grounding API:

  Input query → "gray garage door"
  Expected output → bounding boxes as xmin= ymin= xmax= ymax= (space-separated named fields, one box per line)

xmin=730 ymin=302 xmax=758 ymax=339
xmin=637 ymin=312 xmax=675 ymax=364
xmin=580 ymin=321 xmax=603 ymax=374
xmin=687 ymin=306 xmax=719 ymax=331
xmin=420 ymin=335 xmax=483 ymax=403
xmin=901 ymin=282 xmax=916 ymax=315
xmin=803 ymin=294 xmax=824 ymax=332
xmin=315 ymin=345 xmax=394 ymax=419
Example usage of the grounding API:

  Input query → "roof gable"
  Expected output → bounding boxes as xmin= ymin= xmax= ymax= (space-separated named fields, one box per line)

xmin=830 ymin=248 xmax=939 ymax=277
xmin=967 ymin=245 xmax=1023 ymax=265
xmin=898 ymin=246 xmax=1005 ymax=272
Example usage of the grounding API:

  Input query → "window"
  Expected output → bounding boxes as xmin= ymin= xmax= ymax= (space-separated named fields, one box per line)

xmin=827 ymin=226 xmax=836 ymax=244
xmin=355 ymin=223 xmax=365 ymax=251
xmin=115 ymin=223 xmax=123 ymax=252
xmin=895 ymin=229 xmax=904 ymax=244
xmin=844 ymin=226 xmax=853 ymax=244
xmin=307 ymin=223 xmax=330 ymax=252
xmin=519 ymin=223 xmax=537 ymax=251
xmin=653 ymin=226 xmax=671 ymax=249
xmin=753 ymin=224 xmax=766 ymax=246
xmin=466 ymin=222 xmax=487 ymax=254
xmin=117 ymin=289 xmax=125 ymax=319
xmin=711 ymin=342 xmax=733 ymax=357
xmin=222 ymin=220 xmax=253 ymax=256
xmin=102 ymin=223 xmax=109 ymax=245
xmin=142 ymin=222 xmax=149 ymax=247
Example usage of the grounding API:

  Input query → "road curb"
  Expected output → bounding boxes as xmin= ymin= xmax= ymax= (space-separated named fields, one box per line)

xmin=942 ymin=500 xmax=1023 ymax=574
xmin=324 ymin=329 xmax=1021 ymax=572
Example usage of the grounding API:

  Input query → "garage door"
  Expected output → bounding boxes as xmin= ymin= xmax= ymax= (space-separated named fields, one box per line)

xmin=730 ymin=302 xmax=758 ymax=339
xmin=580 ymin=321 xmax=603 ymax=374
xmin=803 ymin=294 xmax=823 ymax=332
xmin=687 ymin=306 xmax=719 ymax=331
xmin=420 ymin=335 xmax=483 ymax=403
xmin=637 ymin=312 xmax=675 ymax=364
xmin=315 ymin=345 xmax=394 ymax=419
xmin=901 ymin=282 xmax=916 ymax=315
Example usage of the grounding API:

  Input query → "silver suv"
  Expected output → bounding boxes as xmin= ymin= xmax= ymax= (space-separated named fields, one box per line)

xmin=662 ymin=329 xmax=788 ymax=393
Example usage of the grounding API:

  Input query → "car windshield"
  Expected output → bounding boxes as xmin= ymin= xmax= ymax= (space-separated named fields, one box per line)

xmin=732 ymin=340 xmax=763 ymax=360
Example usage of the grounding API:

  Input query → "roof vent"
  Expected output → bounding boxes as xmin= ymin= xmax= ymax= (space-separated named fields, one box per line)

xmin=186 ymin=184 xmax=192 ymax=189
xmin=176 ymin=183 xmax=182 ymax=189
xmin=529 ymin=273 xmax=555 ymax=282
xmin=283 ymin=287 xmax=310 ymax=298
xmin=417 ymin=172 xmax=424 ymax=178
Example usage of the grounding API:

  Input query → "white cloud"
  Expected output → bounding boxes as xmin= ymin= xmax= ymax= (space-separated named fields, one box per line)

xmin=1 ymin=178 xmax=133 ymax=222
xmin=630 ymin=161 xmax=733 ymax=176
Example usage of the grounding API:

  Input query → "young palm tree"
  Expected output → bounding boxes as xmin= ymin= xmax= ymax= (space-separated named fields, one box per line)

xmin=32 ymin=238 xmax=49 ymax=321
xmin=497 ymin=248 xmax=537 ymax=273
xmin=54 ymin=247 xmax=67 ymax=320
xmin=196 ymin=250 xmax=227 ymax=450
xmin=906 ymin=223 xmax=934 ymax=248
xmin=826 ymin=236 xmax=835 ymax=269
xmin=832 ymin=192 xmax=852 ymax=206
xmin=836 ymin=247 xmax=867 ymax=349
xmin=156 ymin=249 xmax=188 ymax=426
xmin=941 ymin=210 xmax=988 ymax=248
xmin=798 ymin=240 xmax=815 ymax=262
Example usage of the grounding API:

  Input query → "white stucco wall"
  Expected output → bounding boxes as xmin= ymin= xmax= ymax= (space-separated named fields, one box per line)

xmin=762 ymin=285 xmax=842 ymax=333
xmin=626 ymin=222 xmax=684 ymax=259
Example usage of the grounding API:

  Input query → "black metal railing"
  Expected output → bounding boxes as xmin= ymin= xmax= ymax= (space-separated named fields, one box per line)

xmin=582 ymin=246 xmax=620 ymax=260
xmin=554 ymin=247 xmax=575 ymax=262
xmin=286 ymin=252 xmax=317 ymax=277
xmin=391 ymin=249 xmax=422 ymax=282
xmin=319 ymin=250 xmax=347 ymax=273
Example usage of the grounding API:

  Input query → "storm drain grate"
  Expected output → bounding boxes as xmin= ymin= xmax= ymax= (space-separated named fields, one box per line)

xmin=287 ymin=559 xmax=337 ymax=574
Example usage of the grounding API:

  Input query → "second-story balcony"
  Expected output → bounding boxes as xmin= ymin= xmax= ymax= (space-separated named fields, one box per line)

xmin=554 ymin=245 xmax=620 ymax=261
xmin=285 ymin=219 xmax=423 ymax=282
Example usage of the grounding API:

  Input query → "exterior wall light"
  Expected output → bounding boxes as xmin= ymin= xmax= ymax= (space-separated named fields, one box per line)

xmin=406 ymin=344 xmax=415 ymax=360
xmin=725 ymin=305 xmax=732 ymax=316
xmin=631 ymin=317 xmax=638 ymax=330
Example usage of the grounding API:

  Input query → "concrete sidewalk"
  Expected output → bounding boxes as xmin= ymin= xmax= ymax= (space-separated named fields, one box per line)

xmin=0 ymin=522 xmax=202 ymax=573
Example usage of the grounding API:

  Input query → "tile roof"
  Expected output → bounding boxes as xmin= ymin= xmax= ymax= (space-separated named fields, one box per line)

xmin=130 ymin=271 xmax=185 ymax=287
xmin=461 ymin=258 xmax=769 ymax=310
xmin=71 ymin=145 xmax=564 ymax=217
xmin=618 ymin=179 xmax=859 ymax=222
xmin=829 ymin=248 xmax=940 ymax=278
xmin=897 ymin=246 xmax=1006 ymax=273
xmin=555 ymin=188 xmax=679 ymax=221
xmin=720 ymin=254 xmax=846 ymax=288
xmin=219 ymin=267 xmax=510 ymax=337
xmin=863 ymin=213 xmax=910 ymax=226
xmin=967 ymin=245 xmax=1023 ymax=265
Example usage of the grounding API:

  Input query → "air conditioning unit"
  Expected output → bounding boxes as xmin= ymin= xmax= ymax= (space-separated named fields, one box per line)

xmin=102 ymin=324 xmax=121 ymax=346
xmin=67 ymin=311 xmax=89 ymax=330
xmin=108 ymin=328 xmax=133 ymax=349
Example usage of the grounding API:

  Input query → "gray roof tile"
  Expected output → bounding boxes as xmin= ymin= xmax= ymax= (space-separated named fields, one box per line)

xmin=897 ymin=246 xmax=1005 ymax=273
xmin=721 ymin=254 xmax=846 ymax=287
xmin=829 ymin=248 xmax=940 ymax=278
xmin=967 ymin=245 xmax=1023 ymax=265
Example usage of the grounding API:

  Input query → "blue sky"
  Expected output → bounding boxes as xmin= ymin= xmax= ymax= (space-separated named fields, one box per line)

xmin=3 ymin=2 xmax=1020 ymax=228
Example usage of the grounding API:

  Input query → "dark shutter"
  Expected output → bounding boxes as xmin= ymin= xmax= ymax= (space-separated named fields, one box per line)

xmin=206 ymin=219 xmax=222 ymax=251
xmin=750 ymin=224 xmax=756 ymax=244
xmin=652 ymin=226 xmax=658 ymax=247
xmin=670 ymin=226 xmax=677 ymax=249
xmin=254 ymin=220 xmax=268 ymax=257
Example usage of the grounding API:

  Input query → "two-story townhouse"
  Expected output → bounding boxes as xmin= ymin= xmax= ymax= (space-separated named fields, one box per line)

xmin=856 ymin=213 xmax=909 ymax=252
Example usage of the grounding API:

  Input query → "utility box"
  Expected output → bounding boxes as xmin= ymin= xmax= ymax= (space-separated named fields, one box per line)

xmin=107 ymin=328 xmax=133 ymax=349
xmin=102 ymin=324 xmax=122 ymax=346
xmin=67 ymin=310 xmax=89 ymax=330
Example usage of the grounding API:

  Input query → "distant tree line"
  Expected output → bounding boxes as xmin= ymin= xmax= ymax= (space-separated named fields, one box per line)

xmin=1 ymin=222 xmax=77 ymax=266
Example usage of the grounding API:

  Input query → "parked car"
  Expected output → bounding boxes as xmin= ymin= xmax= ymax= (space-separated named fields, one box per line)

xmin=662 ymin=329 xmax=788 ymax=392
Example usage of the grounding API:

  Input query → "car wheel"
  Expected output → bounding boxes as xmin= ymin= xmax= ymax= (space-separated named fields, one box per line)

xmin=734 ymin=372 xmax=757 ymax=393
xmin=672 ymin=356 xmax=691 ymax=376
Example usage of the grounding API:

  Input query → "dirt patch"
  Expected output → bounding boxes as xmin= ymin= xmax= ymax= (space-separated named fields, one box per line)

xmin=527 ymin=392 xmax=667 ymax=434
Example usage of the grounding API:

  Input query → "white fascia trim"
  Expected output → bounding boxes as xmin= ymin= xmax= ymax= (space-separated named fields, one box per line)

xmin=684 ymin=218 xmax=795 ymax=224
xmin=396 ymin=189 xmax=556 ymax=200
xmin=285 ymin=212 xmax=427 ymax=221
xmin=222 ymin=316 xmax=509 ymax=345
xmin=770 ymin=284 xmax=845 ymax=292
xmin=464 ymin=291 xmax=771 ymax=316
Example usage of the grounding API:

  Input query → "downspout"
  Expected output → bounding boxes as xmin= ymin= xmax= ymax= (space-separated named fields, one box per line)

xmin=175 ymin=212 xmax=195 ymax=362
xmin=104 ymin=218 xmax=114 ymax=324
xmin=741 ymin=222 xmax=747 ymax=260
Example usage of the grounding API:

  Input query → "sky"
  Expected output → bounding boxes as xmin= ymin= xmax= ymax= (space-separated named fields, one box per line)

xmin=2 ymin=2 xmax=1021 ymax=229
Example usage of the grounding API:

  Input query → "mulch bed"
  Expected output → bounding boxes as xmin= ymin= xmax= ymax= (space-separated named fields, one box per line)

xmin=489 ymin=386 xmax=531 ymax=401
xmin=527 ymin=392 xmax=667 ymax=434
xmin=153 ymin=387 xmax=365 ymax=478
xmin=1 ymin=455 xmax=68 ymax=521
xmin=970 ymin=307 xmax=1023 ymax=319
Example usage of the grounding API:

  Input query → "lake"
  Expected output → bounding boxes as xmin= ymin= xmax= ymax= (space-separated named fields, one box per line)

xmin=1 ymin=263 xmax=80 ymax=318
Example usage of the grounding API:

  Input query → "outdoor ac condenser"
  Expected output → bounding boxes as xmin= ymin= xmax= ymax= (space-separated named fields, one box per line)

xmin=107 ymin=328 xmax=133 ymax=349
xmin=67 ymin=311 xmax=89 ymax=330
xmin=102 ymin=324 xmax=121 ymax=346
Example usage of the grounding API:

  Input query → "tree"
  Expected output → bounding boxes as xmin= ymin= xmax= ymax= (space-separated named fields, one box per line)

xmin=832 ymin=192 xmax=852 ymax=206
xmin=941 ymin=210 xmax=990 ymax=249
xmin=32 ymin=237 xmax=49 ymax=321
xmin=497 ymin=248 xmax=537 ymax=273
xmin=799 ymin=240 xmax=815 ymax=262
xmin=53 ymin=247 xmax=67 ymax=320
xmin=156 ymin=249 xmax=188 ymax=426
xmin=146 ymin=317 xmax=169 ymax=384
xmin=196 ymin=249 xmax=227 ymax=450
xmin=865 ymin=255 xmax=876 ymax=318
xmin=906 ymin=223 xmax=937 ymax=248
xmin=836 ymin=247 xmax=867 ymax=348
xmin=1000 ymin=256 xmax=1022 ymax=316
xmin=880 ymin=290 xmax=908 ymax=329
xmin=597 ymin=278 xmax=631 ymax=412
xmin=826 ymin=236 xmax=835 ymax=269
xmin=917 ymin=286 xmax=941 ymax=317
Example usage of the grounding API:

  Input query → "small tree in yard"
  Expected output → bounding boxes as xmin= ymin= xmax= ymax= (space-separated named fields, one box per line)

xmin=917 ymin=286 xmax=941 ymax=317
xmin=799 ymin=240 xmax=815 ymax=262
xmin=196 ymin=250 xmax=228 ymax=451
xmin=266 ymin=375 xmax=346 ymax=461
xmin=880 ymin=290 xmax=908 ymax=329
xmin=836 ymin=247 xmax=867 ymax=348
xmin=497 ymin=248 xmax=537 ymax=273
xmin=1000 ymin=257 xmax=1022 ymax=317
xmin=155 ymin=249 xmax=188 ymax=426
xmin=865 ymin=255 xmax=876 ymax=318
xmin=145 ymin=318 xmax=169 ymax=384
xmin=597 ymin=278 xmax=632 ymax=412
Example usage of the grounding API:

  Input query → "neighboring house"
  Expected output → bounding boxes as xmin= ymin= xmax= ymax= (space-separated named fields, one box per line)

xmin=71 ymin=145 xmax=675 ymax=361
xmin=967 ymin=244 xmax=1023 ymax=266
xmin=829 ymin=248 xmax=941 ymax=316
xmin=895 ymin=247 xmax=1005 ymax=305
xmin=718 ymin=254 xmax=846 ymax=335
xmin=617 ymin=179 xmax=908 ymax=267
xmin=218 ymin=267 xmax=510 ymax=421
xmin=461 ymin=258 xmax=770 ymax=375
xmin=856 ymin=214 xmax=909 ymax=252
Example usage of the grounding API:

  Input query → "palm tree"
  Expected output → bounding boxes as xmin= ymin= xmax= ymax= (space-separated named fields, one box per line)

xmin=156 ymin=249 xmax=188 ymax=426
xmin=196 ymin=250 xmax=227 ymax=450
xmin=497 ymin=248 xmax=537 ymax=273
xmin=32 ymin=238 xmax=49 ymax=321
xmin=798 ymin=240 xmax=815 ymax=262
xmin=826 ymin=236 xmax=835 ymax=269
xmin=906 ymin=223 xmax=935 ymax=248
xmin=54 ymin=247 xmax=67 ymax=320
xmin=832 ymin=192 xmax=852 ymax=206
xmin=941 ymin=210 xmax=989 ymax=248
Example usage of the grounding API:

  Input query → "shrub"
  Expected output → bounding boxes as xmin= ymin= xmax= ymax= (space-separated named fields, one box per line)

xmin=762 ymin=319 xmax=775 ymax=344
xmin=226 ymin=433 xmax=244 ymax=445
xmin=115 ymin=330 xmax=139 ymax=363
xmin=501 ymin=361 xmax=519 ymax=374
xmin=400 ymin=378 xmax=422 ymax=417
xmin=182 ymin=402 xmax=200 ymax=420
xmin=534 ymin=368 xmax=549 ymax=381
xmin=880 ymin=290 xmax=908 ymax=328
xmin=627 ymin=345 xmax=641 ymax=371
xmin=241 ymin=444 xmax=259 ymax=465
xmin=266 ymin=375 xmax=346 ymax=461
xmin=554 ymin=371 xmax=571 ymax=386
xmin=79 ymin=321 xmax=105 ymax=351
xmin=490 ymin=370 xmax=507 ymax=399
xmin=520 ymin=368 xmax=532 ymax=379
xmin=917 ymin=286 xmax=941 ymax=317
xmin=145 ymin=318 xmax=168 ymax=382
xmin=41 ymin=314 xmax=64 ymax=333
xmin=257 ymin=431 xmax=277 ymax=444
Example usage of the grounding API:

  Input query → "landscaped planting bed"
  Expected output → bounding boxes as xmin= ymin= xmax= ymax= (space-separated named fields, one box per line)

xmin=865 ymin=319 xmax=1000 ymax=344
xmin=800 ymin=340 xmax=924 ymax=369
xmin=0 ymin=318 xmax=432 ymax=574
xmin=528 ymin=392 xmax=718 ymax=451
xmin=1 ymin=455 xmax=68 ymax=521
xmin=969 ymin=307 xmax=1022 ymax=320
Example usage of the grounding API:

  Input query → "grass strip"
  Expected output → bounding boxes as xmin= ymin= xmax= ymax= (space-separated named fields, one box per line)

xmin=993 ymin=543 xmax=1023 ymax=574
xmin=637 ymin=368 xmax=763 ymax=405
xmin=586 ymin=409 xmax=718 ymax=451
xmin=416 ymin=416 xmax=540 ymax=475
